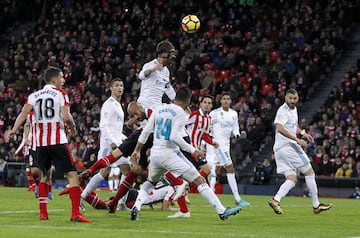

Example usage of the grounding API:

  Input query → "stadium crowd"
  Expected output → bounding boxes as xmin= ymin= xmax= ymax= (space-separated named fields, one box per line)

xmin=0 ymin=0 xmax=359 ymax=186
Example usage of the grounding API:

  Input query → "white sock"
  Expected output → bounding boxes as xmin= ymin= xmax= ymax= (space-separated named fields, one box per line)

xmin=227 ymin=173 xmax=241 ymax=201
xmin=209 ymin=172 xmax=216 ymax=192
xmin=118 ymin=192 xmax=127 ymax=205
xmin=133 ymin=181 xmax=154 ymax=211
xmin=209 ymin=176 xmax=216 ymax=192
xmin=197 ymin=183 xmax=226 ymax=214
xmin=81 ymin=173 xmax=104 ymax=199
xmin=120 ymin=174 xmax=126 ymax=184
xmin=305 ymin=174 xmax=320 ymax=208
xmin=114 ymin=179 xmax=119 ymax=191
xmin=108 ymin=179 xmax=114 ymax=191
xmin=274 ymin=180 xmax=295 ymax=202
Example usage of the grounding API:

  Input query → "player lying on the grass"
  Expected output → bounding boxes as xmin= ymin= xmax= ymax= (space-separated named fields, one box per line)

xmin=121 ymin=180 xmax=190 ymax=217
xmin=60 ymin=176 xmax=189 ymax=216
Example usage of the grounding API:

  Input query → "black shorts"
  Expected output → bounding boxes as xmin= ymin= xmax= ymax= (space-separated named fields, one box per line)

xmin=181 ymin=150 xmax=207 ymax=170
xmin=37 ymin=144 xmax=77 ymax=174
xmin=118 ymin=129 xmax=153 ymax=170
xmin=24 ymin=150 xmax=40 ymax=168
xmin=181 ymin=136 xmax=207 ymax=170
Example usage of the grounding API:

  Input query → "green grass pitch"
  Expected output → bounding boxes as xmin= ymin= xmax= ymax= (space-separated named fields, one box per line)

xmin=0 ymin=187 xmax=358 ymax=238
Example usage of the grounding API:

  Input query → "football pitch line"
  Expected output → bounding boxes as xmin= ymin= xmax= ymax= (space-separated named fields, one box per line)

xmin=0 ymin=203 xmax=313 ymax=215
xmin=0 ymin=224 xmax=266 ymax=238
xmin=0 ymin=209 xmax=65 ymax=214
xmin=5 ymin=224 xmax=357 ymax=238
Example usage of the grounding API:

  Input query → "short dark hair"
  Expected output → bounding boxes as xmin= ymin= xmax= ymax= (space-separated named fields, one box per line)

xmin=200 ymin=95 xmax=213 ymax=103
xmin=44 ymin=67 xmax=62 ymax=83
xmin=286 ymin=88 xmax=298 ymax=95
xmin=111 ymin=77 xmax=123 ymax=86
xmin=175 ymin=87 xmax=192 ymax=101
xmin=220 ymin=92 xmax=231 ymax=99
xmin=156 ymin=40 xmax=174 ymax=55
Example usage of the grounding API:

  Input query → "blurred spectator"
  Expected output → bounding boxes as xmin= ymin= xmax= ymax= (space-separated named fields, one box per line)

xmin=317 ymin=153 xmax=335 ymax=176
xmin=252 ymin=162 xmax=266 ymax=185
xmin=0 ymin=0 xmax=358 ymax=176
xmin=314 ymin=146 xmax=325 ymax=164
xmin=354 ymin=161 xmax=360 ymax=177
xmin=334 ymin=162 xmax=353 ymax=177
xmin=0 ymin=158 xmax=8 ymax=186
xmin=13 ymin=74 xmax=30 ymax=93
xmin=349 ymin=186 xmax=360 ymax=199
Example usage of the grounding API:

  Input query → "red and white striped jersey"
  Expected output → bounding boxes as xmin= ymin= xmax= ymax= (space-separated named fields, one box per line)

xmin=186 ymin=108 xmax=214 ymax=149
xmin=25 ymin=112 xmax=37 ymax=151
xmin=27 ymin=84 xmax=69 ymax=146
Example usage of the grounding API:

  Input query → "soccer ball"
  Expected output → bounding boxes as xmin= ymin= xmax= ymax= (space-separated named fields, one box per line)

xmin=181 ymin=15 xmax=200 ymax=34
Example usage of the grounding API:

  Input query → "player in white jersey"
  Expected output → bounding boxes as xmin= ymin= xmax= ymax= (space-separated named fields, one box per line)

xmin=209 ymin=93 xmax=250 ymax=207
xmin=82 ymin=40 xmax=186 ymax=214
xmin=161 ymin=95 xmax=219 ymax=218
xmin=81 ymin=78 xmax=130 ymax=201
xmin=78 ymin=101 xmax=155 ymax=214
xmin=268 ymin=89 xmax=332 ymax=214
xmin=130 ymin=87 xmax=241 ymax=221
xmin=124 ymin=181 xmax=176 ymax=212
xmin=137 ymin=40 xmax=176 ymax=109
xmin=137 ymin=41 xmax=189 ymax=205
xmin=9 ymin=67 xmax=91 ymax=222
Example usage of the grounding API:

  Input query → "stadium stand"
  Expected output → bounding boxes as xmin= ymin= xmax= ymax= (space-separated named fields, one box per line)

xmin=0 ymin=1 xmax=359 ymax=193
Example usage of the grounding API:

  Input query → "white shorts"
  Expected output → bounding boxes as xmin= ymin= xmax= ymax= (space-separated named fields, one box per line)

xmin=274 ymin=143 xmax=310 ymax=175
xmin=147 ymin=149 xmax=200 ymax=183
xmin=109 ymin=167 xmax=120 ymax=177
xmin=109 ymin=156 xmax=130 ymax=168
xmin=146 ymin=184 xmax=175 ymax=204
xmin=213 ymin=147 xmax=233 ymax=167
xmin=97 ymin=145 xmax=112 ymax=160
xmin=205 ymin=144 xmax=216 ymax=169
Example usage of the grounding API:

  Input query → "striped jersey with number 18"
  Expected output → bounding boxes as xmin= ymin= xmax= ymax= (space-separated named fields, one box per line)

xmin=27 ymin=84 xmax=69 ymax=146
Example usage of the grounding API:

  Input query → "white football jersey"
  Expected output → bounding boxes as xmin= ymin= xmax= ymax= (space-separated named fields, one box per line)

xmin=138 ymin=103 xmax=195 ymax=154
xmin=99 ymin=96 xmax=125 ymax=149
xmin=137 ymin=59 xmax=175 ymax=109
xmin=273 ymin=103 xmax=299 ymax=151
xmin=27 ymin=84 xmax=69 ymax=146
xmin=209 ymin=107 xmax=240 ymax=148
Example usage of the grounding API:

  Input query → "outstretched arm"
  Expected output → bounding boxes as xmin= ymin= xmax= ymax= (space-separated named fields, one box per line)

xmin=9 ymin=104 xmax=32 ymax=139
